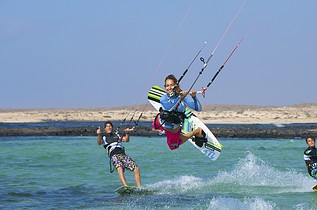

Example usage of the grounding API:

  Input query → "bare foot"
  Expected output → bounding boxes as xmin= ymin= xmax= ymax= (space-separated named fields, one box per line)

xmin=195 ymin=127 xmax=204 ymax=137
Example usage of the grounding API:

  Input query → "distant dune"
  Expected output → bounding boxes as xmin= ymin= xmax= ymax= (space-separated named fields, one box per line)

xmin=1 ymin=103 xmax=317 ymax=124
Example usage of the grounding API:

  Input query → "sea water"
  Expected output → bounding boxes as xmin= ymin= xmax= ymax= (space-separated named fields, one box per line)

xmin=1 ymin=135 xmax=317 ymax=210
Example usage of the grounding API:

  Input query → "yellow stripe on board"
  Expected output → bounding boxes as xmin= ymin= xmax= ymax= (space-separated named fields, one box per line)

xmin=148 ymin=86 xmax=165 ymax=102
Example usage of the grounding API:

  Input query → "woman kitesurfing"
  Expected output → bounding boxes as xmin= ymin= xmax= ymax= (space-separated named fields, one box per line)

xmin=152 ymin=74 xmax=207 ymax=150
xmin=149 ymin=0 xmax=248 ymax=152
xmin=122 ymin=0 xmax=254 ymax=159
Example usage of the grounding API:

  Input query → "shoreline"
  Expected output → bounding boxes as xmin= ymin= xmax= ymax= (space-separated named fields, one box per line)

xmin=0 ymin=103 xmax=316 ymax=138
xmin=0 ymin=122 xmax=316 ymax=139
xmin=1 ymin=103 xmax=317 ymax=124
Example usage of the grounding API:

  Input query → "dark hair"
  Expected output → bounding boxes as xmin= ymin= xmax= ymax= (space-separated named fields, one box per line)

xmin=306 ymin=137 xmax=315 ymax=143
xmin=104 ymin=121 xmax=113 ymax=128
xmin=164 ymin=74 xmax=181 ymax=94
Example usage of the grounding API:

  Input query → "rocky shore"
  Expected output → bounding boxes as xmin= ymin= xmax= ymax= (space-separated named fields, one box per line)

xmin=0 ymin=103 xmax=316 ymax=139
xmin=1 ymin=123 xmax=316 ymax=139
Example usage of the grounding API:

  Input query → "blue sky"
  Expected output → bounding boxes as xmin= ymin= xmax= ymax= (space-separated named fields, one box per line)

xmin=1 ymin=0 xmax=316 ymax=108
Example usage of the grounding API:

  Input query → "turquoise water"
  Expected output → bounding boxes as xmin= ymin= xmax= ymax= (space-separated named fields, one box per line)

xmin=1 ymin=136 xmax=317 ymax=210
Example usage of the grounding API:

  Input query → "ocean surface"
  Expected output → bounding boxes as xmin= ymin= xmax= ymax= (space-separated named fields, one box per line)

xmin=1 ymin=134 xmax=317 ymax=209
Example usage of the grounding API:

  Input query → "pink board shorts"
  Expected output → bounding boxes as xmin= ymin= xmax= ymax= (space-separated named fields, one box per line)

xmin=165 ymin=129 xmax=182 ymax=150
xmin=152 ymin=114 xmax=164 ymax=131
xmin=152 ymin=114 xmax=182 ymax=150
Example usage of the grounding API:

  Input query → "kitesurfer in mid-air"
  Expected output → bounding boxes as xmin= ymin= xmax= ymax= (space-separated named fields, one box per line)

xmin=97 ymin=121 xmax=141 ymax=188
xmin=153 ymin=74 xmax=207 ymax=150
xmin=304 ymin=137 xmax=317 ymax=180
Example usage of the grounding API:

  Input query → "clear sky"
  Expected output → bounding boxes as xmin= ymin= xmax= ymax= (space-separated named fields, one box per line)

xmin=1 ymin=0 xmax=316 ymax=108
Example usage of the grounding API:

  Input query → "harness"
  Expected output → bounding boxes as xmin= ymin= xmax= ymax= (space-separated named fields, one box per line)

xmin=102 ymin=134 xmax=125 ymax=173
xmin=158 ymin=107 xmax=186 ymax=125
xmin=104 ymin=142 xmax=125 ymax=157
xmin=309 ymin=163 xmax=317 ymax=179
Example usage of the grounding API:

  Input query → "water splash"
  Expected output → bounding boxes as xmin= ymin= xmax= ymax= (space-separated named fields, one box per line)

xmin=139 ymin=152 xmax=316 ymax=210
xmin=145 ymin=152 xmax=315 ymax=195
xmin=211 ymin=152 xmax=315 ymax=193
xmin=145 ymin=175 xmax=204 ymax=194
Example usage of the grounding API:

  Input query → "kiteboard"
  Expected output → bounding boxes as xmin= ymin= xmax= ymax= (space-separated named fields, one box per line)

xmin=312 ymin=183 xmax=317 ymax=192
xmin=115 ymin=185 xmax=153 ymax=196
xmin=148 ymin=85 xmax=222 ymax=161
xmin=115 ymin=185 xmax=137 ymax=195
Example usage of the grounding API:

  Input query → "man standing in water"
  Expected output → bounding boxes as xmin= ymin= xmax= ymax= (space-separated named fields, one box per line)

xmin=304 ymin=137 xmax=317 ymax=180
xmin=97 ymin=121 xmax=141 ymax=188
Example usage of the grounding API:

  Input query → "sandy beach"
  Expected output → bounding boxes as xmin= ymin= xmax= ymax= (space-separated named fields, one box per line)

xmin=1 ymin=103 xmax=317 ymax=124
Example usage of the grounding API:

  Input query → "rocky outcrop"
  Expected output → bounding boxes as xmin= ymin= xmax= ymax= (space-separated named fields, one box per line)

xmin=0 ymin=124 xmax=316 ymax=139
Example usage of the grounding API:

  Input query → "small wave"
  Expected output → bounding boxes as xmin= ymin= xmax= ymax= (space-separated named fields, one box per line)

xmin=208 ymin=196 xmax=276 ymax=210
xmin=144 ymin=176 xmax=279 ymax=210
xmin=7 ymin=191 xmax=33 ymax=197
xmin=272 ymin=123 xmax=285 ymax=128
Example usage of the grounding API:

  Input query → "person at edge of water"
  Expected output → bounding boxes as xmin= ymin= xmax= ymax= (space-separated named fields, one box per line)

xmin=97 ymin=121 xmax=141 ymax=188
xmin=304 ymin=136 xmax=317 ymax=180
xmin=152 ymin=74 xmax=207 ymax=150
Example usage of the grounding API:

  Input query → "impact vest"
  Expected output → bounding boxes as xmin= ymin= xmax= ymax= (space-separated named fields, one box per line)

xmin=304 ymin=146 xmax=317 ymax=178
xmin=304 ymin=147 xmax=317 ymax=164
xmin=102 ymin=133 xmax=125 ymax=157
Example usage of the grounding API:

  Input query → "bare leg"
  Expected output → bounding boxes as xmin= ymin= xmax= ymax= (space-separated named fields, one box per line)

xmin=180 ymin=127 xmax=202 ymax=144
xmin=117 ymin=167 xmax=128 ymax=186
xmin=133 ymin=167 xmax=141 ymax=188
